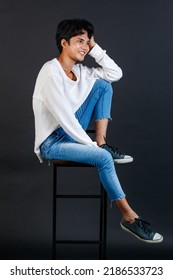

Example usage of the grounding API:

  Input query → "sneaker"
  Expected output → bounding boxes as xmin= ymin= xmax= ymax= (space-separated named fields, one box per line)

xmin=100 ymin=143 xmax=133 ymax=164
xmin=120 ymin=218 xmax=163 ymax=243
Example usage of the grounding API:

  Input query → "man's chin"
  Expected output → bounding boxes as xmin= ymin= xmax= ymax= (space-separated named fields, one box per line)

xmin=78 ymin=57 xmax=85 ymax=62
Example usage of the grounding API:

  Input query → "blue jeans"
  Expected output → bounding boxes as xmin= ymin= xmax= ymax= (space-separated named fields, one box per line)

xmin=40 ymin=79 xmax=126 ymax=201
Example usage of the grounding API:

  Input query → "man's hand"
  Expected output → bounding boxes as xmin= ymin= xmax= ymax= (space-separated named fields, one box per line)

xmin=89 ymin=36 xmax=96 ymax=51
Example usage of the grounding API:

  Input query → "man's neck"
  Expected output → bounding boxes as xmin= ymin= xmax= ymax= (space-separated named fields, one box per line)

xmin=57 ymin=54 xmax=77 ymax=81
xmin=57 ymin=54 xmax=75 ymax=75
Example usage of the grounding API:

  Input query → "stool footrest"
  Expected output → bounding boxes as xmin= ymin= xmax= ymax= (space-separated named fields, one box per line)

xmin=56 ymin=240 xmax=104 ymax=244
xmin=56 ymin=194 xmax=102 ymax=199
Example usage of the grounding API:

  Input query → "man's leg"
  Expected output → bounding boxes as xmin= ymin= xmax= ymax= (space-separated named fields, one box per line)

xmin=79 ymin=79 xmax=133 ymax=163
xmin=41 ymin=134 xmax=163 ymax=243
xmin=95 ymin=118 xmax=108 ymax=146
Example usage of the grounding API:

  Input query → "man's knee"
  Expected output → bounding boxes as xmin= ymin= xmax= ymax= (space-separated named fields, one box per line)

xmin=95 ymin=147 xmax=113 ymax=167
xmin=95 ymin=79 xmax=112 ymax=91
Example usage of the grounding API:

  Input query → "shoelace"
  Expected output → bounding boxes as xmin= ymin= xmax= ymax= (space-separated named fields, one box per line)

xmin=136 ymin=218 xmax=153 ymax=235
xmin=101 ymin=144 xmax=122 ymax=157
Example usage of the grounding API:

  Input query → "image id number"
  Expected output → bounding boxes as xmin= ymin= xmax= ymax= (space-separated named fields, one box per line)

xmin=103 ymin=266 xmax=163 ymax=276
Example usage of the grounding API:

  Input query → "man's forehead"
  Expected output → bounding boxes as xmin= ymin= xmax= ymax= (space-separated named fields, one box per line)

xmin=72 ymin=32 xmax=90 ymax=40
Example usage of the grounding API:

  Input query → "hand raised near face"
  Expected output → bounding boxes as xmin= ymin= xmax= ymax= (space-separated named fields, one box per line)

xmin=89 ymin=36 xmax=96 ymax=51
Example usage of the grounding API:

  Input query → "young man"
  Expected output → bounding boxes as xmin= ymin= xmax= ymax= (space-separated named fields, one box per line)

xmin=33 ymin=18 xmax=163 ymax=243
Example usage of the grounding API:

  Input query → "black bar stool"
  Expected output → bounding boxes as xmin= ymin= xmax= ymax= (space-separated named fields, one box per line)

xmin=51 ymin=131 xmax=107 ymax=259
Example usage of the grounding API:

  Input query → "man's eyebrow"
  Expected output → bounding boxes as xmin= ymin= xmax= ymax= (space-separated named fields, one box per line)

xmin=77 ymin=37 xmax=90 ymax=43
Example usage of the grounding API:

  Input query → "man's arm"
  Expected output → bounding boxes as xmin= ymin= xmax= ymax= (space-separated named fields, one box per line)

xmin=88 ymin=37 xmax=123 ymax=82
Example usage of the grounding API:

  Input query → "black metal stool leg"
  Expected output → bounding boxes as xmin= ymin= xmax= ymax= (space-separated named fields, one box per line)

xmin=99 ymin=184 xmax=107 ymax=259
xmin=52 ymin=164 xmax=57 ymax=260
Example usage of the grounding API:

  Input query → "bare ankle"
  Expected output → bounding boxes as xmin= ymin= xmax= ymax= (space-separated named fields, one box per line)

xmin=95 ymin=136 xmax=106 ymax=147
xmin=123 ymin=212 xmax=139 ymax=223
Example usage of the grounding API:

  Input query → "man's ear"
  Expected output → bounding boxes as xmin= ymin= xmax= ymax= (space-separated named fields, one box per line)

xmin=61 ymin=38 xmax=68 ymax=49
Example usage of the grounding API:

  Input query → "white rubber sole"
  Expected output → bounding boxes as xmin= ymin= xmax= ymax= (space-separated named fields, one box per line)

xmin=120 ymin=222 xmax=163 ymax=244
xmin=114 ymin=157 xmax=134 ymax=164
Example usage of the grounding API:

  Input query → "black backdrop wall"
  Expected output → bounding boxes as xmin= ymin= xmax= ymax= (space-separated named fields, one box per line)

xmin=0 ymin=0 xmax=173 ymax=260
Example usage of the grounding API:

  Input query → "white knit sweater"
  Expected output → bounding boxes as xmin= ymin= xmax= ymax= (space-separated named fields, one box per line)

xmin=32 ymin=44 xmax=123 ymax=162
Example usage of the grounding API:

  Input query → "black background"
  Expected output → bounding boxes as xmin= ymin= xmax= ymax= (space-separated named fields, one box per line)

xmin=0 ymin=0 xmax=173 ymax=260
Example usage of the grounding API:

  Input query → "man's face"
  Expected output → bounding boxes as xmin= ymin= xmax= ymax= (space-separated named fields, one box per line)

xmin=63 ymin=32 xmax=90 ymax=62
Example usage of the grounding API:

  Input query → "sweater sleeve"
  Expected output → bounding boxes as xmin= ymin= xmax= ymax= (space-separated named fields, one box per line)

xmin=88 ymin=44 xmax=123 ymax=82
xmin=41 ymin=74 xmax=97 ymax=147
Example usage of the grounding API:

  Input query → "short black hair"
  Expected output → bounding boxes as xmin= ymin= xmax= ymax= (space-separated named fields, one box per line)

xmin=55 ymin=18 xmax=94 ymax=53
